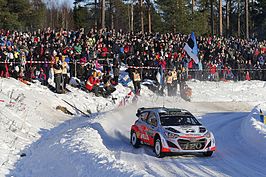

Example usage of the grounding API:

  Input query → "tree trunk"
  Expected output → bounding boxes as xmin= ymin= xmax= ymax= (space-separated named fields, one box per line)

xmin=192 ymin=0 xmax=195 ymax=30
xmin=210 ymin=0 xmax=214 ymax=36
xmin=245 ymin=0 xmax=249 ymax=39
xmin=238 ymin=0 xmax=241 ymax=37
xmin=131 ymin=1 xmax=134 ymax=32
xmin=226 ymin=0 xmax=230 ymax=37
xmin=94 ymin=0 xmax=97 ymax=29
xmin=128 ymin=4 xmax=131 ymax=31
xmin=140 ymin=0 xmax=144 ymax=33
xmin=101 ymin=0 xmax=105 ymax=29
xmin=219 ymin=0 xmax=223 ymax=36
xmin=148 ymin=3 xmax=151 ymax=33
xmin=63 ymin=8 xmax=66 ymax=29
xmin=110 ymin=0 xmax=114 ymax=29
xmin=51 ymin=9 xmax=53 ymax=29
xmin=65 ymin=9 xmax=68 ymax=30
xmin=251 ymin=0 xmax=254 ymax=37
xmin=192 ymin=0 xmax=194 ymax=14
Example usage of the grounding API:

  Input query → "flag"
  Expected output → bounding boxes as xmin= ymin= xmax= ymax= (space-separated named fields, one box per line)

xmin=184 ymin=32 xmax=199 ymax=64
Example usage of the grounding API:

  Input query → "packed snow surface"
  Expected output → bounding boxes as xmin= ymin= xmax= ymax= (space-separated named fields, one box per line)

xmin=0 ymin=79 xmax=266 ymax=177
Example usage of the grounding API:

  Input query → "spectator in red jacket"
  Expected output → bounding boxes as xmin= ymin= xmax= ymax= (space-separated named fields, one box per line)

xmin=85 ymin=71 xmax=100 ymax=96
xmin=39 ymin=68 xmax=47 ymax=85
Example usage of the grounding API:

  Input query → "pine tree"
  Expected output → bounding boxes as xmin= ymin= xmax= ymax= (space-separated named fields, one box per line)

xmin=73 ymin=2 xmax=91 ymax=29
xmin=252 ymin=0 xmax=266 ymax=39
xmin=7 ymin=0 xmax=32 ymax=29
xmin=0 ymin=0 xmax=18 ymax=29
xmin=27 ymin=0 xmax=47 ymax=30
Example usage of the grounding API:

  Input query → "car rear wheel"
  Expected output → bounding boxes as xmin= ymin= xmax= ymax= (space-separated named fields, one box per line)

xmin=203 ymin=151 xmax=213 ymax=157
xmin=131 ymin=131 xmax=140 ymax=148
xmin=154 ymin=138 xmax=164 ymax=158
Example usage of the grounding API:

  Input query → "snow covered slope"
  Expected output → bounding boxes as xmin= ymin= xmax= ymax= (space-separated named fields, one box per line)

xmin=1 ymin=79 xmax=266 ymax=177
xmin=189 ymin=80 xmax=266 ymax=103
xmin=0 ymin=78 xmax=131 ymax=176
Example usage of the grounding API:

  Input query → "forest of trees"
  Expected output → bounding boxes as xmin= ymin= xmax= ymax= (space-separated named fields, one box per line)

xmin=0 ymin=0 xmax=265 ymax=39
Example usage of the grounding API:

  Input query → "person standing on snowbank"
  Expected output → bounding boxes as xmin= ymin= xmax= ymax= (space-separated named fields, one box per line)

xmin=172 ymin=68 xmax=178 ymax=96
xmin=166 ymin=71 xmax=173 ymax=96
xmin=53 ymin=58 xmax=63 ymax=93
xmin=112 ymin=55 xmax=120 ymax=85
xmin=133 ymin=69 xmax=141 ymax=95
xmin=62 ymin=57 xmax=70 ymax=92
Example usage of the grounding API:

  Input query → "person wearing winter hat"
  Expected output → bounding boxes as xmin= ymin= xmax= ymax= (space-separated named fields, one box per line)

xmin=171 ymin=68 xmax=178 ymax=96
xmin=39 ymin=68 xmax=47 ymax=86
xmin=103 ymin=74 xmax=116 ymax=98
xmin=166 ymin=71 xmax=173 ymax=96
xmin=85 ymin=71 xmax=100 ymax=96
xmin=132 ymin=69 xmax=141 ymax=95
xmin=53 ymin=57 xmax=63 ymax=93
xmin=62 ymin=56 xmax=69 ymax=92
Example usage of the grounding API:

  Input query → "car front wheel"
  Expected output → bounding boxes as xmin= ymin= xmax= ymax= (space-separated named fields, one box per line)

xmin=131 ymin=131 xmax=140 ymax=148
xmin=154 ymin=138 xmax=164 ymax=158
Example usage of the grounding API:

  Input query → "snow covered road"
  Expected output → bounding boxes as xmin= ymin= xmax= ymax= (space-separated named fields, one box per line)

xmin=8 ymin=100 xmax=266 ymax=177
xmin=91 ymin=101 xmax=265 ymax=177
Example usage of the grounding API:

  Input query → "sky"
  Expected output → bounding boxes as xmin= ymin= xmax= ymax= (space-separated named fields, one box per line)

xmin=66 ymin=0 xmax=74 ymax=6
xmin=45 ymin=0 xmax=75 ymax=7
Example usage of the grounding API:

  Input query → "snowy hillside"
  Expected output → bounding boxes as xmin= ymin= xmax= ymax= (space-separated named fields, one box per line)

xmin=0 ymin=78 xmax=131 ymax=176
xmin=1 ymin=78 xmax=266 ymax=177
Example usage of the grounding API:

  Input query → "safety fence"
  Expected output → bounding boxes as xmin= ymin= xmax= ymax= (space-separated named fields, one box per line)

xmin=0 ymin=59 xmax=266 ymax=71
xmin=0 ymin=58 xmax=111 ymax=65
xmin=0 ymin=59 xmax=266 ymax=81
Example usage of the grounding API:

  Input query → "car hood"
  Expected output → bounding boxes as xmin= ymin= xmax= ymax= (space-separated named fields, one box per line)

xmin=164 ymin=126 xmax=206 ymax=135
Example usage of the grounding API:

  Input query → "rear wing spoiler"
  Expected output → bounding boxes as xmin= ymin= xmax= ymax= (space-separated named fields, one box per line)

xmin=136 ymin=107 xmax=189 ymax=117
xmin=136 ymin=107 xmax=166 ymax=117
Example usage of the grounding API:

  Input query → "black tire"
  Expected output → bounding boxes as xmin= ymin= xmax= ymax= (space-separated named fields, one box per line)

xmin=154 ymin=138 xmax=164 ymax=158
xmin=131 ymin=131 xmax=140 ymax=148
xmin=203 ymin=151 xmax=213 ymax=157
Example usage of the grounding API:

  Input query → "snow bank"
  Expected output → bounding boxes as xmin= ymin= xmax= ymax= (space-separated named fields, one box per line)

xmin=0 ymin=78 xmax=131 ymax=176
xmin=63 ymin=126 xmax=151 ymax=177
xmin=189 ymin=80 xmax=266 ymax=103
xmin=241 ymin=105 xmax=266 ymax=151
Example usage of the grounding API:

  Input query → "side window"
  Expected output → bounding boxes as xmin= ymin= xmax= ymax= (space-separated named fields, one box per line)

xmin=139 ymin=112 xmax=149 ymax=122
xmin=186 ymin=117 xmax=192 ymax=124
xmin=147 ymin=112 xmax=158 ymax=127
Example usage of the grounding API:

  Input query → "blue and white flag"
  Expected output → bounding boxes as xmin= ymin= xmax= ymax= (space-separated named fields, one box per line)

xmin=184 ymin=32 xmax=199 ymax=64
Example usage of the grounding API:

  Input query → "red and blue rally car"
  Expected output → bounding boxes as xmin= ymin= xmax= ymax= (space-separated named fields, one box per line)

xmin=130 ymin=107 xmax=216 ymax=157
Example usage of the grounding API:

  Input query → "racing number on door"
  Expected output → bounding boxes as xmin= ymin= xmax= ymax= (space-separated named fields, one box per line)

xmin=140 ymin=125 xmax=149 ymax=142
xmin=139 ymin=112 xmax=150 ymax=143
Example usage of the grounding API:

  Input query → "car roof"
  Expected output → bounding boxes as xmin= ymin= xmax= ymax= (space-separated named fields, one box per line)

xmin=137 ymin=107 xmax=189 ymax=115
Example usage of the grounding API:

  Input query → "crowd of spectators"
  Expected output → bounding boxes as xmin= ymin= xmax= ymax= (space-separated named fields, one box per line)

xmin=0 ymin=28 xmax=266 ymax=96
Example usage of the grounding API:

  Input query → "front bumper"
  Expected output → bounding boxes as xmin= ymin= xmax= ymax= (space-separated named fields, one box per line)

xmin=161 ymin=135 xmax=216 ymax=153
xmin=165 ymin=146 xmax=216 ymax=153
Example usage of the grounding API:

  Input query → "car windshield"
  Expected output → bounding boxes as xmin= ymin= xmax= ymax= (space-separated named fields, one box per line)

xmin=159 ymin=113 xmax=201 ymax=126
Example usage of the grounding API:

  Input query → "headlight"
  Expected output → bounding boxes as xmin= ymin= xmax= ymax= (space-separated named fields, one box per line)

xmin=164 ymin=131 xmax=179 ymax=139
xmin=204 ymin=131 xmax=211 ymax=138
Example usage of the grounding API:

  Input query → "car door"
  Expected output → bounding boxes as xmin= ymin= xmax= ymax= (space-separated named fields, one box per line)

xmin=138 ymin=112 xmax=150 ymax=143
xmin=145 ymin=112 xmax=158 ymax=146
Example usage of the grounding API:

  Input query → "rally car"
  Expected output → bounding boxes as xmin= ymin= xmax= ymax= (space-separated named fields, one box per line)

xmin=130 ymin=107 xmax=216 ymax=158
